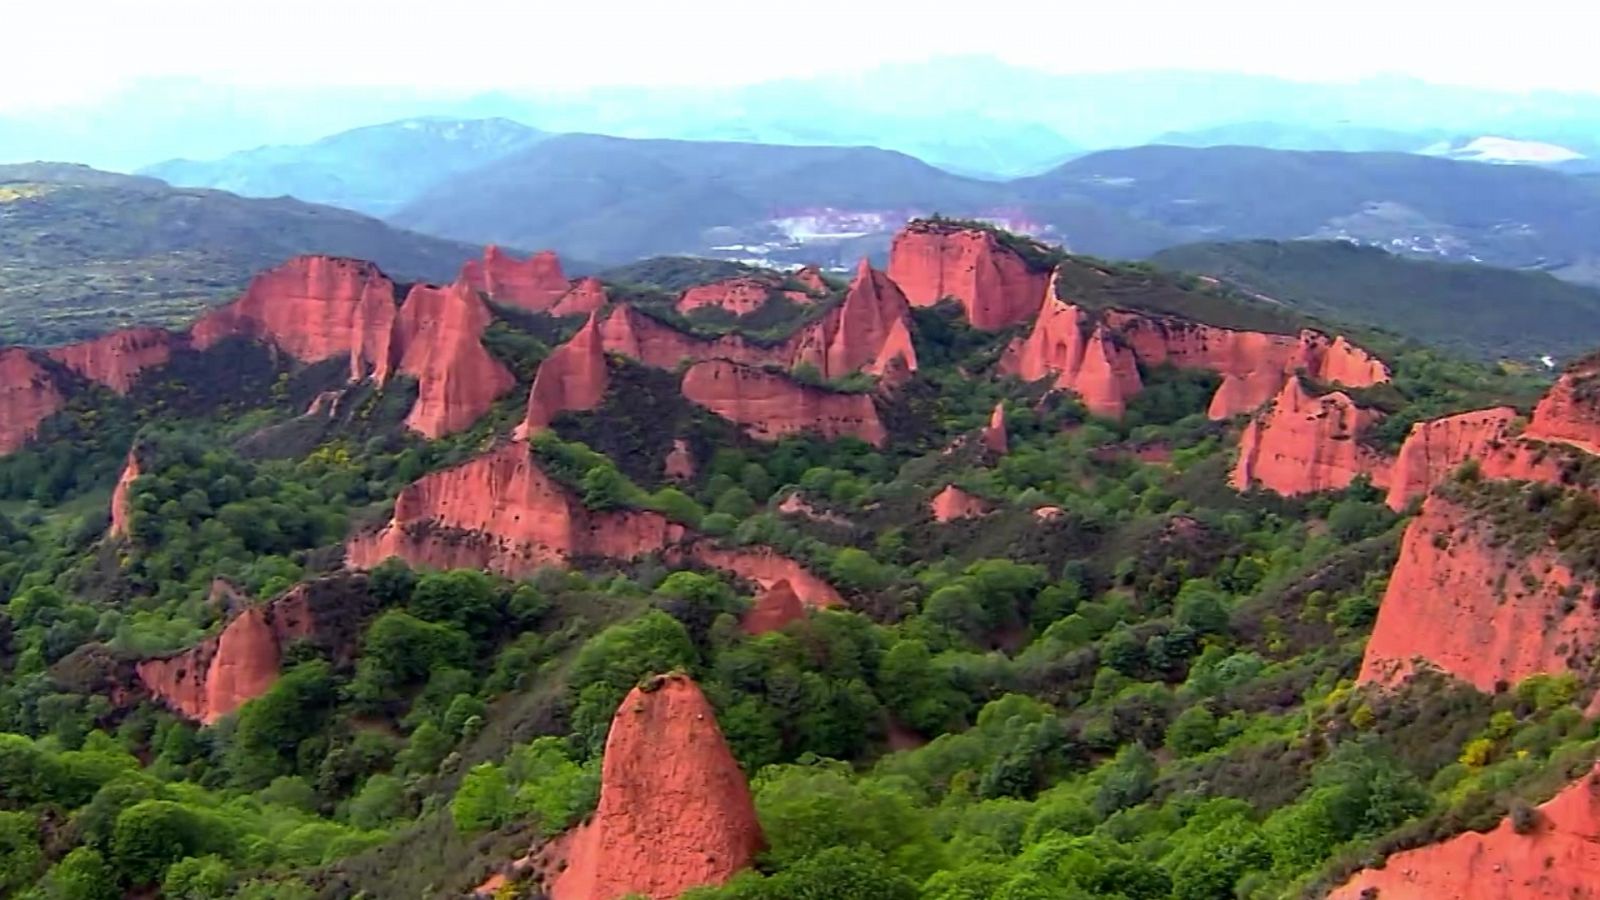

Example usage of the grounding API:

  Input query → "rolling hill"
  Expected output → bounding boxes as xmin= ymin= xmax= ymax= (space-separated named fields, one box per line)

xmin=1151 ymin=239 xmax=1600 ymax=363
xmin=140 ymin=118 xmax=548 ymax=217
xmin=0 ymin=163 xmax=487 ymax=344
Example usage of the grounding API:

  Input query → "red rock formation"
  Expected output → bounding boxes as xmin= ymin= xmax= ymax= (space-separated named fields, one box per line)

xmin=393 ymin=282 xmax=516 ymax=438
xmin=598 ymin=306 xmax=772 ymax=371
xmin=45 ymin=326 xmax=177 ymax=393
xmin=460 ymin=246 xmax=570 ymax=311
xmin=135 ymin=605 xmax=300 ymax=724
xmin=680 ymin=360 xmax=886 ymax=446
xmin=517 ymin=313 xmax=609 ymax=438
xmin=887 ymin=222 xmax=1048 ymax=330
xmin=108 ymin=450 xmax=140 ymax=539
xmin=1330 ymin=763 xmax=1600 ymax=899
xmin=676 ymin=277 xmax=776 ymax=316
xmin=190 ymin=256 xmax=400 ymax=381
xmin=347 ymin=442 xmax=684 ymax=577
xmin=742 ymin=580 xmax=806 ymax=634
xmin=792 ymin=265 xmax=829 ymax=295
xmin=1524 ymin=360 xmax=1600 ymax=453
xmin=680 ymin=542 xmax=844 ymax=609
xmin=998 ymin=284 xmax=1142 ymax=418
xmin=1231 ymin=377 xmax=1390 ymax=496
xmin=663 ymin=439 xmax=695 ymax=481
xmin=930 ymin=485 xmax=992 ymax=522
xmin=549 ymin=673 xmax=764 ymax=900
xmin=1385 ymin=407 xmax=1519 ymax=510
xmin=981 ymin=403 xmax=1008 ymax=455
xmin=0 ymin=349 xmax=65 ymax=455
xmin=553 ymin=277 xmax=608 ymax=317
xmin=776 ymin=492 xmax=849 ymax=526
xmin=789 ymin=260 xmax=919 ymax=381
xmin=1359 ymin=493 xmax=1600 ymax=693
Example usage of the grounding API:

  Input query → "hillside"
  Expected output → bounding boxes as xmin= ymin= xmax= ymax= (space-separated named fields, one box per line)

xmin=141 ymin=118 xmax=548 ymax=217
xmin=0 ymin=219 xmax=1597 ymax=898
xmin=1152 ymin=239 xmax=1600 ymax=363
xmin=1020 ymin=145 xmax=1600 ymax=282
xmin=0 ymin=164 xmax=486 ymax=345
xmin=388 ymin=134 xmax=1019 ymax=265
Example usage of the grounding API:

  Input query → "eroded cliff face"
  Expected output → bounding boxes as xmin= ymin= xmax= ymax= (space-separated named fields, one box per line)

xmin=1231 ymin=377 xmax=1389 ymax=496
xmin=792 ymin=266 xmax=829 ymax=295
xmin=680 ymin=360 xmax=886 ymax=446
xmin=553 ymin=277 xmax=608 ymax=317
xmin=45 ymin=326 xmax=178 ymax=393
xmin=676 ymin=277 xmax=781 ymax=316
xmin=982 ymin=403 xmax=1008 ymax=455
xmin=1524 ymin=362 xmax=1600 ymax=452
xmin=0 ymin=349 xmax=66 ymax=455
xmin=460 ymin=246 xmax=571 ymax=311
xmin=1384 ymin=407 xmax=1519 ymax=510
xmin=678 ymin=542 xmax=844 ymax=609
xmin=346 ymin=442 xmax=684 ymax=577
xmin=548 ymin=673 xmax=764 ymax=900
xmin=930 ymin=485 xmax=992 ymax=522
xmin=108 ymin=450 xmax=140 ymax=539
xmin=742 ymin=580 xmax=806 ymax=635
xmin=998 ymin=284 xmax=1142 ymax=418
xmin=663 ymin=439 xmax=695 ymax=482
xmin=887 ymin=222 xmax=1048 ymax=330
xmin=517 ymin=314 xmax=609 ymax=437
xmin=598 ymin=306 xmax=772 ymax=371
xmin=1359 ymin=494 xmax=1600 ymax=693
xmin=394 ymin=282 xmax=516 ymax=438
xmin=191 ymin=256 xmax=401 ymax=381
xmin=788 ymin=260 xmax=919 ymax=381
xmin=1330 ymin=764 xmax=1600 ymax=900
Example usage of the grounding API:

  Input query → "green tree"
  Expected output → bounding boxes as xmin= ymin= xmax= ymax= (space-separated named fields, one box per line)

xmin=451 ymin=763 xmax=511 ymax=832
xmin=162 ymin=854 xmax=232 ymax=899
xmin=0 ymin=811 xmax=42 ymax=896
xmin=39 ymin=847 xmax=118 ymax=900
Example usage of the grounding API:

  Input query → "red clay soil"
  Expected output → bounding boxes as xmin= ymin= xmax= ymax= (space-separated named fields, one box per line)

xmin=1230 ymin=377 xmax=1390 ymax=496
xmin=517 ymin=313 xmax=609 ymax=437
xmin=0 ymin=349 xmax=65 ymax=455
xmin=887 ymin=222 xmax=1048 ymax=330
xmin=679 ymin=360 xmax=887 ymax=447
xmin=459 ymin=246 xmax=571 ymax=311
xmin=741 ymin=579 xmax=806 ymax=634
xmin=392 ymin=281 xmax=516 ymax=438
xmin=663 ymin=438 xmax=695 ymax=481
xmin=1330 ymin=763 xmax=1600 ymax=899
xmin=929 ymin=485 xmax=992 ymax=523
xmin=45 ymin=326 xmax=177 ymax=393
xmin=981 ymin=402 xmax=1008 ymax=455
xmin=108 ymin=449 xmax=140 ymax=538
xmin=547 ymin=673 xmax=764 ymax=900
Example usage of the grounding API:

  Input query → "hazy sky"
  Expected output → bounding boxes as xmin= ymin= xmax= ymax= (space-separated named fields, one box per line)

xmin=8 ymin=0 xmax=1599 ymax=111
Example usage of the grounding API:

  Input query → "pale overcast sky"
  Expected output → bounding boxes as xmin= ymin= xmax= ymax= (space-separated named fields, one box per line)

xmin=8 ymin=0 xmax=1599 ymax=111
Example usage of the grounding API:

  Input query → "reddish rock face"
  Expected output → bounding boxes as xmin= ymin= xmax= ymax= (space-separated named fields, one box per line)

xmin=982 ymin=403 xmax=1008 ymax=455
xmin=598 ymin=306 xmax=774 ymax=372
xmin=1359 ymin=494 xmax=1600 ymax=693
xmin=549 ymin=673 xmax=764 ymax=900
xmin=45 ymin=326 xmax=177 ymax=394
xmin=517 ymin=313 xmax=609 ymax=438
xmin=394 ymin=282 xmax=516 ymax=438
xmin=663 ymin=439 xmax=695 ymax=482
xmin=0 ymin=349 xmax=66 ymax=455
xmin=1231 ymin=377 xmax=1389 ymax=495
xmin=553 ymin=277 xmax=609 ymax=317
xmin=930 ymin=485 xmax=992 ymax=522
xmin=680 ymin=542 xmax=844 ymax=609
xmin=347 ymin=442 xmax=685 ymax=577
xmin=191 ymin=256 xmax=401 ymax=381
xmin=109 ymin=450 xmax=140 ymax=539
xmin=775 ymin=492 xmax=849 ymax=526
xmin=135 ymin=596 xmax=321 ymax=724
xmin=998 ymin=285 xmax=1142 ymax=418
xmin=1524 ymin=362 xmax=1600 ymax=452
xmin=680 ymin=360 xmax=886 ymax=446
xmin=792 ymin=265 xmax=829 ymax=295
xmin=789 ymin=260 xmax=919 ymax=381
xmin=676 ymin=277 xmax=778 ymax=316
xmin=1330 ymin=764 xmax=1600 ymax=899
xmin=1384 ymin=407 xmax=1519 ymax=510
xmin=887 ymin=223 xmax=1048 ymax=330
xmin=460 ymin=246 xmax=570 ymax=311
xmin=742 ymin=580 xmax=806 ymax=634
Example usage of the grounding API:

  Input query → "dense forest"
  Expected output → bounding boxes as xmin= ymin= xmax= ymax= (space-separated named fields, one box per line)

xmin=0 ymin=223 xmax=1590 ymax=900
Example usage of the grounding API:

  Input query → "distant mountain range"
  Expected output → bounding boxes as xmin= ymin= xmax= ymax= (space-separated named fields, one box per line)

xmin=12 ymin=59 xmax=1600 ymax=176
xmin=1151 ymin=239 xmax=1600 ymax=363
xmin=0 ymin=163 xmax=484 ymax=345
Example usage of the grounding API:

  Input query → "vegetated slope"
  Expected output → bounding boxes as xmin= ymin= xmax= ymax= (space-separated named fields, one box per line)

xmin=0 ymin=163 xmax=486 ymax=344
xmin=1018 ymin=145 xmax=1600 ymax=281
xmin=387 ymin=134 xmax=1021 ymax=263
xmin=1152 ymin=239 xmax=1600 ymax=363
xmin=3 ymin=219 xmax=1600 ymax=898
xmin=140 ymin=118 xmax=548 ymax=217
